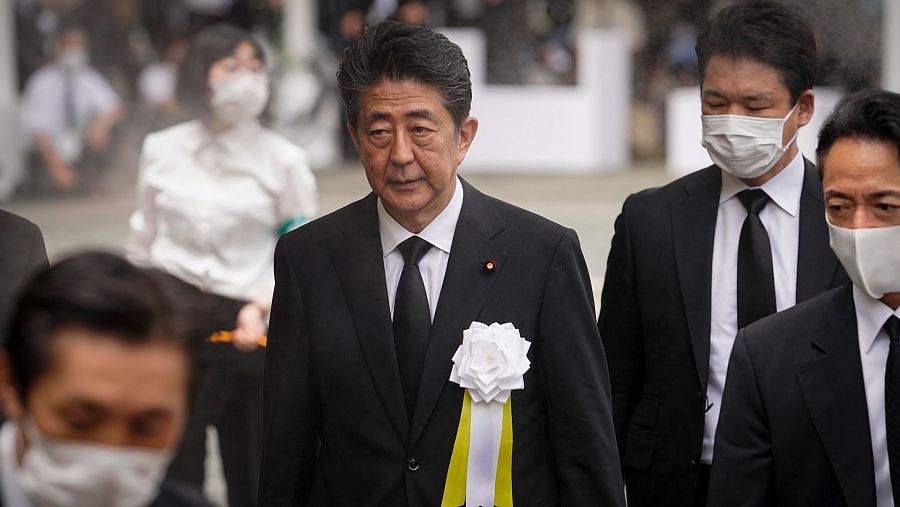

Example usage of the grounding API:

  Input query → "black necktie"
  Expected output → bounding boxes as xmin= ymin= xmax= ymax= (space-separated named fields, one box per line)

xmin=737 ymin=189 xmax=777 ymax=329
xmin=393 ymin=236 xmax=433 ymax=420
xmin=884 ymin=316 xmax=900 ymax=500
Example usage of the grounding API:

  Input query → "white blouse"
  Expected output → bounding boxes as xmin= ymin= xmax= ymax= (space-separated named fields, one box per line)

xmin=126 ymin=119 xmax=317 ymax=308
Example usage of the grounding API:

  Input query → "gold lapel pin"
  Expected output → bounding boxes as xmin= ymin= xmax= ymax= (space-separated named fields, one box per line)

xmin=483 ymin=259 xmax=496 ymax=273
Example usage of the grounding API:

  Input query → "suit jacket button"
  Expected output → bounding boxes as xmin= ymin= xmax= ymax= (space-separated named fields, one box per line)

xmin=689 ymin=459 xmax=698 ymax=471
xmin=407 ymin=457 xmax=419 ymax=471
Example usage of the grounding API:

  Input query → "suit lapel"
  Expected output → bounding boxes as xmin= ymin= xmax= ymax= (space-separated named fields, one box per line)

xmin=333 ymin=194 xmax=409 ymax=443
xmin=796 ymin=286 xmax=875 ymax=506
xmin=408 ymin=180 xmax=507 ymax=449
xmin=796 ymin=158 xmax=840 ymax=302
xmin=670 ymin=167 xmax=721 ymax=391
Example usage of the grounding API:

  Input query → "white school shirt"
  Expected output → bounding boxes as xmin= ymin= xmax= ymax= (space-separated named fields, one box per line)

xmin=0 ymin=421 xmax=31 ymax=507
xmin=379 ymin=177 xmax=463 ymax=321
xmin=702 ymin=152 xmax=804 ymax=463
xmin=126 ymin=119 xmax=318 ymax=307
xmin=854 ymin=285 xmax=900 ymax=507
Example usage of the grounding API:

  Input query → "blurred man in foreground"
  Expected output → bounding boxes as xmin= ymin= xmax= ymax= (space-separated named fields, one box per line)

xmin=0 ymin=252 xmax=211 ymax=507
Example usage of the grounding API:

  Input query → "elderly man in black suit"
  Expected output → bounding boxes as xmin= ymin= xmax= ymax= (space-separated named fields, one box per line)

xmin=598 ymin=3 xmax=847 ymax=506
xmin=258 ymin=21 xmax=624 ymax=507
xmin=709 ymin=89 xmax=900 ymax=506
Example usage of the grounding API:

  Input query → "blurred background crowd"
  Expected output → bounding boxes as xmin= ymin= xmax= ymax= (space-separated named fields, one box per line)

xmin=1 ymin=0 xmax=887 ymax=201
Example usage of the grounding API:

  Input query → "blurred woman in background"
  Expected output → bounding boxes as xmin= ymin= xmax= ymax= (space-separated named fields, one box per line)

xmin=126 ymin=23 xmax=317 ymax=507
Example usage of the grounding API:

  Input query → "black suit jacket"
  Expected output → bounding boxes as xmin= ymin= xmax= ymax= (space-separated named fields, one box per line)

xmin=259 ymin=180 xmax=625 ymax=506
xmin=597 ymin=161 xmax=847 ymax=506
xmin=0 ymin=209 xmax=48 ymax=340
xmin=708 ymin=285 xmax=874 ymax=506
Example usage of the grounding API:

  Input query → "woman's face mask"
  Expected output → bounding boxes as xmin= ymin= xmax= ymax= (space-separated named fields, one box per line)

xmin=209 ymin=70 xmax=269 ymax=125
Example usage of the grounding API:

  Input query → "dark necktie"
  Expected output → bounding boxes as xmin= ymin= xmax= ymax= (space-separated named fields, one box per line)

xmin=393 ymin=236 xmax=433 ymax=420
xmin=884 ymin=316 xmax=900 ymax=500
xmin=736 ymin=189 xmax=777 ymax=329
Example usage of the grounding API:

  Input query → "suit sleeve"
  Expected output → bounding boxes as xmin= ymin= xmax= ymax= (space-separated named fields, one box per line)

xmin=706 ymin=328 xmax=775 ymax=506
xmin=597 ymin=194 xmax=645 ymax=460
xmin=539 ymin=228 xmax=626 ymax=506
xmin=259 ymin=237 xmax=321 ymax=506
xmin=25 ymin=221 xmax=48 ymax=274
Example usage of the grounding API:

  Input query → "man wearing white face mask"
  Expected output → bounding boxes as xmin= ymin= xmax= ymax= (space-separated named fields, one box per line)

xmin=708 ymin=88 xmax=900 ymax=507
xmin=598 ymin=2 xmax=848 ymax=506
xmin=19 ymin=25 xmax=123 ymax=194
xmin=0 ymin=252 xmax=213 ymax=507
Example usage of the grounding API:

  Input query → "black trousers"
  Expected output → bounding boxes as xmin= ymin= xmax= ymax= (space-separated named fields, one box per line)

xmin=164 ymin=276 xmax=264 ymax=507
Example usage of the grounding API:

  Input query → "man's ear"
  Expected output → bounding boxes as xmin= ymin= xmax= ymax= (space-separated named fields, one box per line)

xmin=346 ymin=122 xmax=361 ymax=154
xmin=456 ymin=116 xmax=479 ymax=166
xmin=796 ymin=89 xmax=815 ymax=128
xmin=0 ymin=352 xmax=24 ymax=419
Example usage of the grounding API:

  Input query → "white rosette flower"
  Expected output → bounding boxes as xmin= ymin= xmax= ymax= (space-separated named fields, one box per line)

xmin=449 ymin=322 xmax=531 ymax=404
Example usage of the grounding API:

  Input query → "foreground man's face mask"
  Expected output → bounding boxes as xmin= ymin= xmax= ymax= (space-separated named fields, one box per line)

xmin=828 ymin=221 xmax=900 ymax=299
xmin=16 ymin=417 xmax=174 ymax=507
xmin=701 ymin=104 xmax=799 ymax=180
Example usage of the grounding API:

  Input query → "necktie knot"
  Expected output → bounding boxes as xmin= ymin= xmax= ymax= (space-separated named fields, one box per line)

xmin=886 ymin=316 xmax=900 ymax=343
xmin=738 ymin=189 xmax=770 ymax=215
xmin=397 ymin=236 xmax=432 ymax=267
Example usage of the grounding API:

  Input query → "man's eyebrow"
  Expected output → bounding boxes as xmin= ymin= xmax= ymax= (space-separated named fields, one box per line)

xmin=824 ymin=190 xmax=853 ymax=200
xmin=869 ymin=190 xmax=900 ymax=200
xmin=406 ymin=109 xmax=438 ymax=122
xmin=364 ymin=111 xmax=390 ymax=125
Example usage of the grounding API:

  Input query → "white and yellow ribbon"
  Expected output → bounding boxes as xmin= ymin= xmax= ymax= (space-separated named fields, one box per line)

xmin=441 ymin=391 xmax=514 ymax=507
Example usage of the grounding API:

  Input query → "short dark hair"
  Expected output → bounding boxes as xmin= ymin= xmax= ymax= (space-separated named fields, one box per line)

xmin=695 ymin=1 xmax=817 ymax=104
xmin=176 ymin=23 xmax=266 ymax=117
xmin=336 ymin=21 xmax=472 ymax=131
xmin=816 ymin=89 xmax=900 ymax=178
xmin=4 ymin=252 xmax=204 ymax=401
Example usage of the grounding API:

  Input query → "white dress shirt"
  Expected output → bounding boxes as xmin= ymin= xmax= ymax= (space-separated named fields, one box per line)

xmin=0 ymin=421 xmax=31 ymax=507
xmin=19 ymin=63 xmax=120 ymax=148
xmin=854 ymin=285 xmax=900 ymax=507
xmin=126 ymin=120 xmax=318 ymax=308
xmin=379 ymin=177 xmax=463 ymax=321
xmin=702 ymin=152 xmax=805 ymax=463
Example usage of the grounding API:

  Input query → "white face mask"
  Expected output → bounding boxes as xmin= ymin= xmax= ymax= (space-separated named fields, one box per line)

xmin=15 ymin=418 xmax=174 ymax=507
xmin=59 ymin=47 xmax=88 ymax=71
xmin=210 ymin=71 xmax=269 ymax=125
xmin=828 ymin=220 xmax=900 ymax=299
xmin=701 ymin=104 xmax=799 ymax=180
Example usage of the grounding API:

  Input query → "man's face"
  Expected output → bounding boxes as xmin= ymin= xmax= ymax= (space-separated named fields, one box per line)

xmin=823 ymin=137 xmax=900 ymax=229
xmin=701 ymin=55 xmax=814 ymax=149
xmin=349 ymin=80 xmax=477 ymax=232
xmin=1 ymin=327 xmax=190 ymax=450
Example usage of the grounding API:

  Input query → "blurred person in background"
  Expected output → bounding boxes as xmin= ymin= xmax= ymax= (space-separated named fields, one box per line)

xmin=18 ymin=25 xmax=123 ymax=195
xmin=0 ymin=252 xmax=212 ymax=507
xmin=126 ymin=23 xmax=317 ymax=507
xmin=138 ymin=34 xmax=191 ymax=131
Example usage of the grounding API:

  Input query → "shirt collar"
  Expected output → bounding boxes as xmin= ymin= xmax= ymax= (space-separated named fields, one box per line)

xmin=0 ymin=421 xmax=32 ymax=507
xmin=719 ymin=151 xmax=805 ymax=217
xmin=853 ymin=285 xmax=900 ymax=354
xmin=378 ymin=176 xmax=464 ymax=257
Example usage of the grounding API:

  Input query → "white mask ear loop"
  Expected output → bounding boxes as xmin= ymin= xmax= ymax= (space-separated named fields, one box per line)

xmin=780 ymin=103 xmax=800 ymax=151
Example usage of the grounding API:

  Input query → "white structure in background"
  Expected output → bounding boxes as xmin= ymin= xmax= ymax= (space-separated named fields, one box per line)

xmin=274 ymin=0 xmax=341 ymax=171
xmin=885 ymin=0 xmax=900 ymax=92
xmin=0 ymin=2 xmax=22 ymax=201
xmin=665 ymin=86 xmax=843 ymax=178
xmin=441 ymin=28 xmax=631 ymax=174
